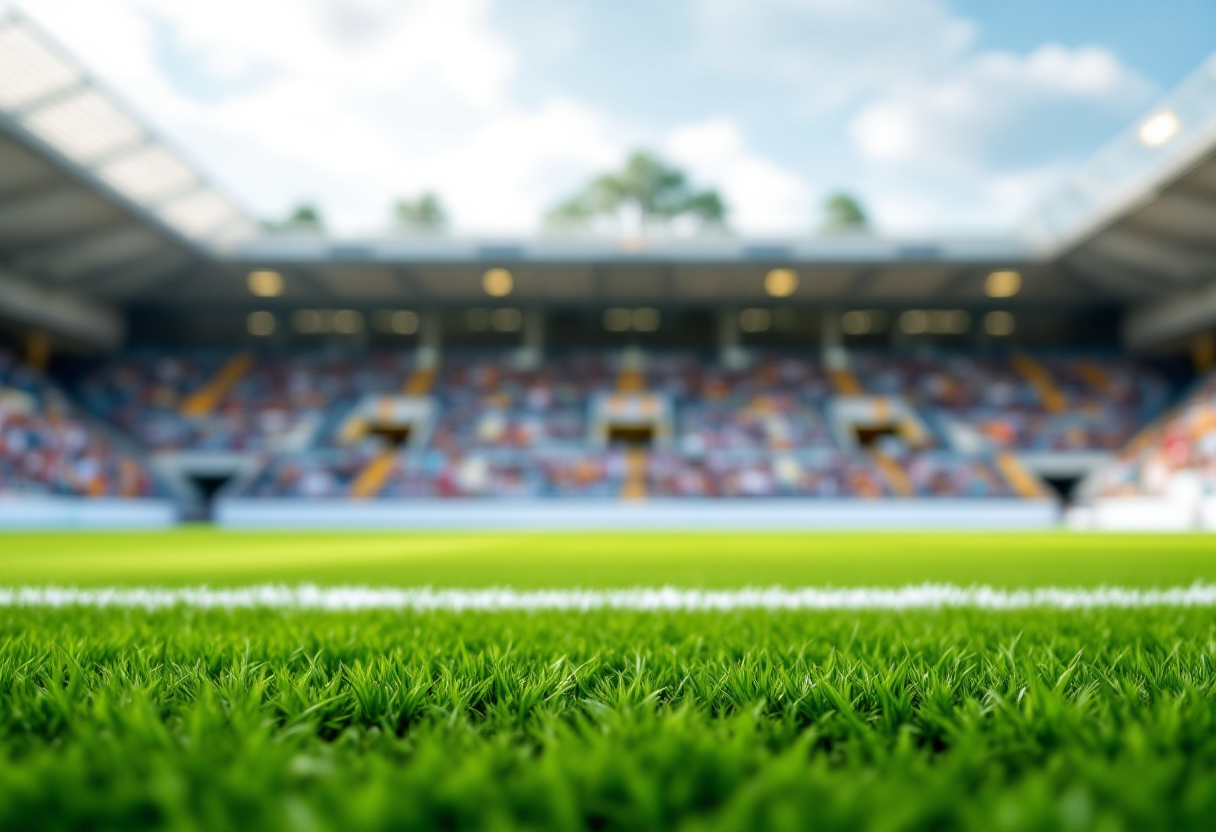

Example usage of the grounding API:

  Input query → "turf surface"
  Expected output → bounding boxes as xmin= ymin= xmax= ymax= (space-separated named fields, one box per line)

xmin=2 ymin=529 xmax=1215 ymax=587
xmin=1 ymin=530 xmax=1215 ymax=831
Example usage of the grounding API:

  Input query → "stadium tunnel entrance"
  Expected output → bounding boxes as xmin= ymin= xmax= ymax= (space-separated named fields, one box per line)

xmin=607 ymin=424 xmax=656 ymax=447
xmin=368 ymin=424 xmax=412 ymax=448
xmin=187 ymin=473 xmax=233 ymax=521
xmin=1042 ymin=475 xmax=1082 ymax=506
xmin=853 ymin=424 xmax=902 ymax=448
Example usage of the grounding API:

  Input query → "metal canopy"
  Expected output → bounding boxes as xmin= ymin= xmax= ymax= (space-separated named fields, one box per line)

xmin=0 ymin=10 xmax=1215 ymax=335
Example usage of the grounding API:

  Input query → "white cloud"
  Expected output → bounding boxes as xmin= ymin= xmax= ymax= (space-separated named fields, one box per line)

xmin=11 ymin=0 xmax=1165 ymax=235
xmin=15 ymin=0 xmax=625 ymax=233
xmin=665 ymin=119 xmax=813 ymax=233
xmin=850 ymin=43 xmax=1154 ymax=169
xmin=693 ymin=0 xmax=977 ymax=112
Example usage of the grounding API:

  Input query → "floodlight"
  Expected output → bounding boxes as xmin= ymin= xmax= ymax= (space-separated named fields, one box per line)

xmin=764 ymin=268 xmax=798 ymax=297
xmin=247 ymin=270 xmax=283 ymax=297
xmin=390 ymin=310 xmax=419 ymax=335
xmin=23 ymin=89 xmax=142 ymax=162
xmin=900 ymin=310 xmax=928 ymax=334
xmin=333 ymin=310 xmax=362 ymax=334
xmin=739 ymin=308 xmax=772 ymax=333
xmin=841 ymin=311 xmax=872 ymax=335
xmin=491 ymin=308 xmax=522 ymax=333
xmin=98 ymin=145 xmax=197 ymax=203
xmin=1139 ymin=111 xmax=1180 ymax=147
xmin=984 ymin=311 xmax=1015 ymax=336
xmin=483 ymin=268 xmax=513 ymax=297
xmin=246 ymin=312 xmax=275 ymax=336
xmin=985 ymin=270 xmax=1021 ymax=298
xmin=0 ymin=24 xmax=81 ymax=110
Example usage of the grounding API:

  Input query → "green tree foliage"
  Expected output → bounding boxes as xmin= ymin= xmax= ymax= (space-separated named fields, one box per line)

xmin=394 ymin=192 xmax=447 ymax=232
xmin=547 ymin=151 xmax=727 ymax=231
xmin=264 ymin=202 xmax=326 ymax=234
xmin=821 ymin=191 xmax=870 ymax=234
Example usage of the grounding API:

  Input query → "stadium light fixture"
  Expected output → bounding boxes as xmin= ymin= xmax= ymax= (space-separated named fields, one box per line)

xmin=1139 ymin=111 xmax=1180 ymax=147
xmin=632 ymin=308 xmax=661 ymax=332
xmin=764 ymin=268 xmax=798 ymax=298
xmin=985 ymin=311 xmax=1015 ymax=336
xmin=0 ymin=23 xmax=82 ymax=110
xmin=247 ymin=270 xmax=284 ymax=298
xmin=98 ymin=146 xmax=198 ymax=203
xmin=333 ymin=310 xmax=363 ymax=334
xmin=985 ymin=270 xmax=1021 ymax=298
xmin=246 ymin=311 xmax=276 ymax=336
xmin=22 ymin=89 xmax=143 ymax=162
xmin=491 ymin=308 xmax=522 ymax=333
xmin=841 ymin=311 xmax=872 ymax=336
xmin=373 ymin=310 xmax=418 ymax=335
xmin=739 ymin=308 xmax=772 ymax=333
xmin=483 ymin=268 xmax=514 ymax=297
xmin=900 ymin=310 xmax=928 ymax=335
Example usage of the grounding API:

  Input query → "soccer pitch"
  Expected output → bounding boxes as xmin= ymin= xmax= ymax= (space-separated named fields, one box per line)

xmin=2 ymin=531 xmax=1216 ymax=831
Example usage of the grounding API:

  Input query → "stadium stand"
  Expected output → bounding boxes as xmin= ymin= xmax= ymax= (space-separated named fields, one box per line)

xmin=1087 ymin=371 xmax=1216 ymax=500
xmin=77 ymin=351 xmax=415 ymax=453
xmin=51 ymin=346 xmax=1162 ymax=509
xmin=0 ymin=348 xmax=158 ymax=498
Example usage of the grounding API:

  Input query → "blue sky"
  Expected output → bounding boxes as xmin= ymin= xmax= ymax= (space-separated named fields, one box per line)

xmin=14 ymin=0 xmax=1216 ymax=236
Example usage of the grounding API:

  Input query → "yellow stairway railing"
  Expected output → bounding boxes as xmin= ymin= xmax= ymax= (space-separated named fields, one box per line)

xmin=1011 ymin=353 xmax=1065 ymax=414
xmin=621 ymin=447 xmax=648 ymax=500
xmin=349 ymin=451 xmax=397 ymax=499
xmin=617 ymin=368 xmax=645 ymax=393
xmin=828 ymin=368 xmax=862 ymax=396
xmin=405 ymin=364 xmax=438 ymax=396
xmin=996 ymin=452 xmax=1046 ymax=499
xmin=870 ymin=451 xmax=913 ymax=497
xmin=180 ymin=354 xmax=254 ymax=417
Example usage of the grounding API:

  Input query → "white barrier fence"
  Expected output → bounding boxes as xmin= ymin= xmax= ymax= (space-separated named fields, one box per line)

xmin=0 ymin=497 xmax=178 ymax=529
xmin=215 ymin=497 xmax=1059 ymax=530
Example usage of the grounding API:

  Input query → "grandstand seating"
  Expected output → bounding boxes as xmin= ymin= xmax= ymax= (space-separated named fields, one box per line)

xmin=0 ymin=346 xmax=1169 ymax=503
xmin=1090 ymin=372 xmax=1216 ymax=498
xmin=0 ymin=348 xmax=158 ymax=497
xmin=78 ymin=350 xmax=414 ymax=452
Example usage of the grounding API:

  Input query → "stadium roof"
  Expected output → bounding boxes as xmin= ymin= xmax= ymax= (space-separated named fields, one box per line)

xmin=0 ymin=13 xmax=254 ymax=286
xmin=0 ymin=11 xmax=1215 ymax=348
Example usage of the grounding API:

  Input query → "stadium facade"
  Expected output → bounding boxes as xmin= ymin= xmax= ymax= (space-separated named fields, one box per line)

xmin=2 ymin=11 xmax=1216 ymax=529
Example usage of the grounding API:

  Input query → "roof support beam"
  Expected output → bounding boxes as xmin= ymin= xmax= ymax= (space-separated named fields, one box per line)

xmin=0 ymin=183 xmax=83 ymax=224
xmin=0 ymin=268 xmax=123 ymax=348
xmin=1124 ymin=278 xmax=1216 ymax=350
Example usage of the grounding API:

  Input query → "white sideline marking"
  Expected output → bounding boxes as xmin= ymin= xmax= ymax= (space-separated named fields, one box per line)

xmin=1 ymin=584 xmax=1216 ymax=611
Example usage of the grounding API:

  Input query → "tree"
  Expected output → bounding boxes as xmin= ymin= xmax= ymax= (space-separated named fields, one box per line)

xmin=394 ymin=193 xmax=447 ymax=232
xmin=264 ymin=202 xmax=326 ymax=234
xmin=546 ymin=151 xmax=727 ymax=232
xmin=820 ymin=192 xmax=870 ymax=234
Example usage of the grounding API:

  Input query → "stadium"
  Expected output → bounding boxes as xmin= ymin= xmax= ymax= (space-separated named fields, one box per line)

xmin=3 ymin=6 xmax=1216 ymax=831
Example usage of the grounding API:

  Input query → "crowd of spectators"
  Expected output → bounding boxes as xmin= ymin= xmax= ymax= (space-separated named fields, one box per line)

xmin=1 ymin=346 xmax=1174 ymax=503
xmin=1093 ymin=373 xmax=1216 ymax=498
xmin=851 ymin=352 xmax=1167 ymax=452
xmin=78 ymin=350 xmax=414 ymax=452
xmin=0 ymin=349 xmax=157 ymax=497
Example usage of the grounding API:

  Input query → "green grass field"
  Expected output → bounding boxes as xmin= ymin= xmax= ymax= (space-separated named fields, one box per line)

xmin=2 ymin=531 xmax=1215 ymax=831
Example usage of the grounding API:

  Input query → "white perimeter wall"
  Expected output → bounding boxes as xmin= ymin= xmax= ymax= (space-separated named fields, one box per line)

xmin=215 ymin=498 xmax=1059 ymax=530
xmin=0 ymin=498 xmax=178 ymax=529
